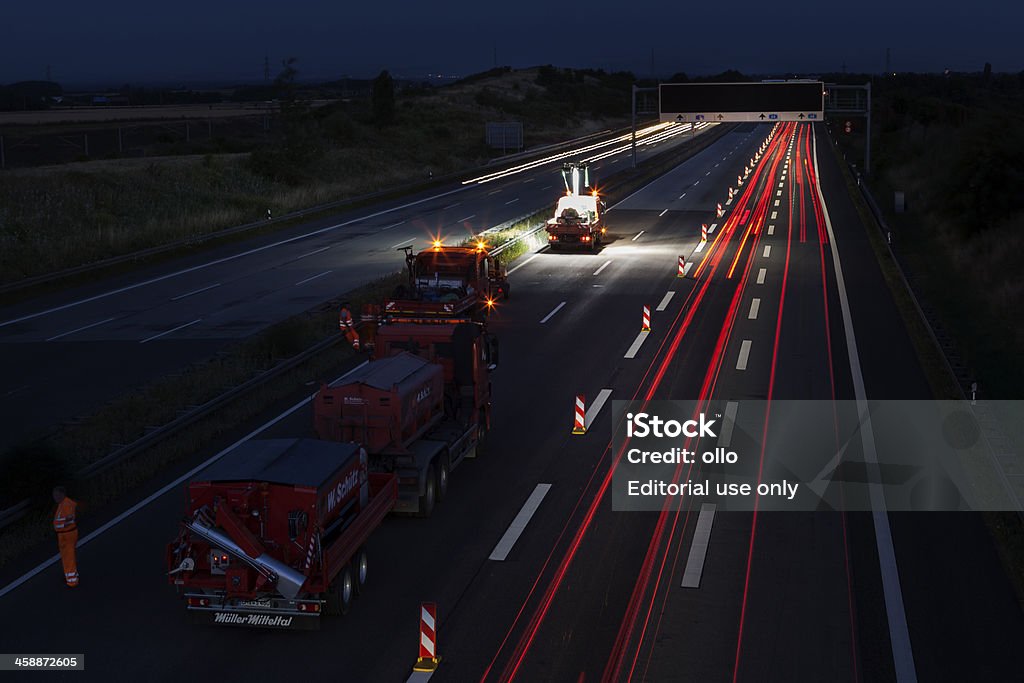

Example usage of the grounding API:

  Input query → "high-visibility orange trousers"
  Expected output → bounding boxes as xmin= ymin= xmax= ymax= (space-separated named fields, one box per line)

xmin=57 ymin=530 xmax=79 ymax=587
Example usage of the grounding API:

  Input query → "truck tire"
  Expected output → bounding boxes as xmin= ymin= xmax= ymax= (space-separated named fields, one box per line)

xmin=475 ymin=409 xmax=488 ymax=458
xmin=418 ymin=465 xmax=437 ymax=518
xmin=338 ymin=565 xmax=355 ymax=615
xmin=354 ymin=547 xmax=369 ymax=596
xmin=437 ymin=457 xmax=450 ymax=501
xmin=324 ymin=564 xmax=356 ymax=616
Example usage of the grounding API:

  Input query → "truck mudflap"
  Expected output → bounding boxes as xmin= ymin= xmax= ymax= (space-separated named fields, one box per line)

xmin=186 ymin=597 xmax=322 ymax=630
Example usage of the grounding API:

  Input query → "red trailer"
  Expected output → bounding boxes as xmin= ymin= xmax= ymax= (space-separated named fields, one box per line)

xmin=314 ymin=321 xmax=497 ymax=516
xmin=166 ymin=438 xmax=396 ymax=628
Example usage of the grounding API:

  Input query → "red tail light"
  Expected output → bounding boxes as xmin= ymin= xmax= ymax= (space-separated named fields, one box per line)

xmin=188 ymin=597 xmax=210 ymax=607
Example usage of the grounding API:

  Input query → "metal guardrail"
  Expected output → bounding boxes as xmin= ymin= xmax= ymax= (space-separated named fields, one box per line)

xmin=0 ymin=332 xmax=345 ymax=531
xmin=0 ymin=500 xmax=31 ymax=529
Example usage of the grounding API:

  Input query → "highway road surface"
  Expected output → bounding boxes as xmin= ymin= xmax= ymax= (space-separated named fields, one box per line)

xmin=1 ymin=123 xmax=1021 ymax=683
xmin=0 ymin=121 xmax=713 ymax=453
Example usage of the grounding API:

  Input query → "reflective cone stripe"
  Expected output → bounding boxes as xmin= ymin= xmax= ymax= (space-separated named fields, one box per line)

xmin=716 ymin=204 xmax=724 ymax=219
xmin=415 ymin=602 xmax=440 ymax=671
xmin=573 ymin=394 xmax=586 ymax=434
xmin=642 ymin=305 xmax=651 ymax=332
xmin=701 ymin=224 xmax=708 ymax=242
xmin=677 ymin=256 xmax=686 ymax=278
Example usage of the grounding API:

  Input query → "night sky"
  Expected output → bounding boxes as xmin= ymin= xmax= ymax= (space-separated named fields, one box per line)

xmin=4 ymin=0 xmax=1021 ymax=84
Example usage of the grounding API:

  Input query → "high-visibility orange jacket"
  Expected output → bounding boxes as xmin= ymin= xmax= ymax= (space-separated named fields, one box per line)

xmin=53 ymin=498 xmax=77 ymax=533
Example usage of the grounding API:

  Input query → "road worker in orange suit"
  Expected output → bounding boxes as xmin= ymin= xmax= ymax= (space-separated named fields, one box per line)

xmin=339 ymin=302 xmax=360 ymax=351
xmin=52 ymin=487 xmax=79 ymax=588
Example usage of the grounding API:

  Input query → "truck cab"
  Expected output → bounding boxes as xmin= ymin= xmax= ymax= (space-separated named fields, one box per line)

xmin=385 ymin=244 xmax=510 ymax=318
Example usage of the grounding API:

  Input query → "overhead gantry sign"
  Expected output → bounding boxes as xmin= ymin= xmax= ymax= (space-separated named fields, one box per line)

xmin=659 ymin=81 xmax=825 ymax=123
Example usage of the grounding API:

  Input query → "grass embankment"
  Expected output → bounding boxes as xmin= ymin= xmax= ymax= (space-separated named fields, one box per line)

xmin=830 ymin=72 xmax=1024 ymax=608
xmin=833 ymin=73 xmax=1024 ymax=399
xmin=0 ymin=66 xmax=636 ymax=284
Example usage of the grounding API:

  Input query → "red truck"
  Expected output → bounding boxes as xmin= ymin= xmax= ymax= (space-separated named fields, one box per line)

xmin=314 ymin=319 xmax=497 ymax=516
xmin=166 ymin=438 xmax=397 ymax=628
xmin=545 ymin=162 xmax=607 ymax=251
xmin=168 ymin=313 xmax=497 ymax=628
xmin=383 ymin=243 xmax=510 ymax=319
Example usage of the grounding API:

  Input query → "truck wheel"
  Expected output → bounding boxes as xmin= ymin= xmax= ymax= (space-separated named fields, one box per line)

xmin=418 ymin=465 xmax=437 ymax=518
xmin=338 ymin=565 xmax=355 ymax=615
xmin=325 ymin=564 xmax=356 ymax=616
xmin=437 ymin=457 xmax=450 ymax=501
xmin=475 ymin=409 xmax=488 ymax=458
xmin=354 ymin=548 xmax=369 ymax=596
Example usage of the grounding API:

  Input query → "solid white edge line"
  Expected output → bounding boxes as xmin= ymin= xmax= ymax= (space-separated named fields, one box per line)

xmin=593 ymin=260 xmax=612 ymax=276
xmin=719 ymin=401 xmax=739 ymax=448
xmin=756 ymin=268 xmax=766 ymax=285
xmin=46 ymin=316 xmax=117 ymax=342
xmin=736 ymin=339 xmax=752 ymax=370
xmin=585 ymin=388 xmax=613 ymax=428
xmin=656 ymin=291 xmax=675 ymax=311
xmin=0 ymin=361 xmax=371 ymax=600
xmin=171 ymin=282 xmax=222 ymax=301
xmin=0 ymin=188 xmax=471 ymax=330
xmin=624 ymin=330 xmax=650 ymax=359
xmin=294 ymin=245 xmax=331 ymax=260
xmin=748 ymin=298 xmax=760 ymax=320
xmin=812 ymin=126 xmax=917 ymax=683
xmin=139 ymin=318 xmax=201 ymax=344
xmin=540 ymin=301 xmax=566 ymax=324
xmin=680 ymin=503 xmax=717 ymax=588
xmin=507 ymin=254 xmax=538 ymax=275
xmin=295 ymin=270 xmax=333 ymax=286
xmin=488 ymin=483 xmax=553 ymax=561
